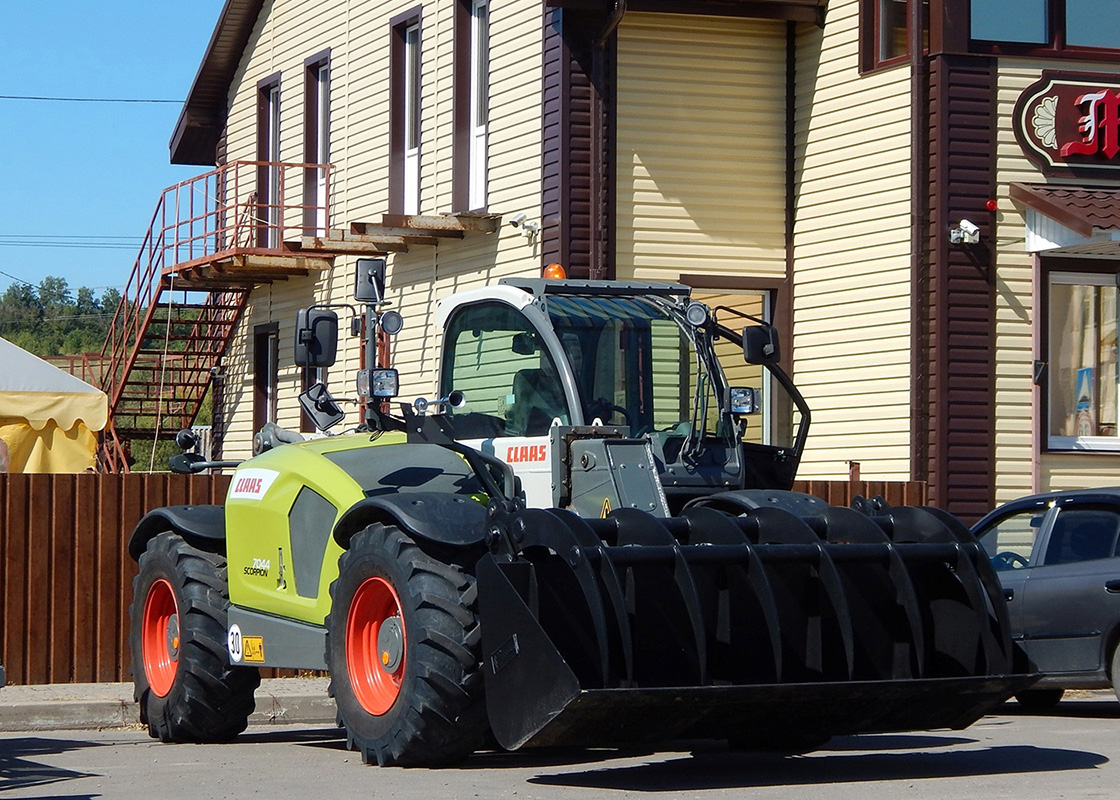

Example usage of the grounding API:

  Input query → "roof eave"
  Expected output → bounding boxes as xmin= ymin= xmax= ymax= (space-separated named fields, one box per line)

xmin=169 ymin=0 xmax=266 ymax=166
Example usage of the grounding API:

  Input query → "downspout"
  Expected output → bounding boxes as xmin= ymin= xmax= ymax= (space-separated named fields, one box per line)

xmin=909 ymin=0 xmax=930 ymax=485
xmin=595 ymin=0 xmax=626 ymax=49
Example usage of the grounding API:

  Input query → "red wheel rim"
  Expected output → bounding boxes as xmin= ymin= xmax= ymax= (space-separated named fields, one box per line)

xmin=142 ymin=578 xmax=179 ymax=697
xmin=346 ymin=576 xmax=406 ymax=715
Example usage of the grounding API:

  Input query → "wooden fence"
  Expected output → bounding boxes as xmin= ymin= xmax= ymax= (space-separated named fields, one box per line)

xmin=0 ymin=473 xmax=925 ymax=686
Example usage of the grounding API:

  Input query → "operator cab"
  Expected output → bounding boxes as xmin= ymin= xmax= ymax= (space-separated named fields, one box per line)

xmin=436 ymin=279 xmax=806 ymax=510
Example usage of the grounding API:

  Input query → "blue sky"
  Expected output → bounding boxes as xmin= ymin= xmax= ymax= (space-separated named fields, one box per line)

xmin=0 ymin=1 xmax=227 ymax=296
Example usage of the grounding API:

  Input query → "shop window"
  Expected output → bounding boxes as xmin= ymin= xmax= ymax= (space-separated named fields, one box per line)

xmin=861 ymin=0 xmax=928 ymax=72
xmin=972 ymin=0 xmax=1120 ymax=54
xmin=1046 ymin=271 xmax=1120 ymax=450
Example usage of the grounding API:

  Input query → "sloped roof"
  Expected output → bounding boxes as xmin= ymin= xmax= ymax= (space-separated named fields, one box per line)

xmin=1010 ymin=183 xmax=1120 ymax=238
xmin=170 ymin=0 xmax=266 ymax=165
xmin=170 ymin=0 xmax=829 ymax=165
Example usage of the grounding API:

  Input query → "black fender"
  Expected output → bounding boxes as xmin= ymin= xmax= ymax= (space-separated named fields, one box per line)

xmin=333 ymin=492 xmax=488 ymax=551
xmin=128 ymin=505 xmax=226 ymax=561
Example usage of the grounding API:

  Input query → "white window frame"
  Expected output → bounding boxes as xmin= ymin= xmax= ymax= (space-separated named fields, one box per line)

xmin=1047 ymin=270 xmax=1120 ymax=451
xmin=403 ymin=23 xmax=421 ymax=216
xmin=266 ymin=84 xmax=282 ymax=248
xmin=468 ymin=0 xmax=488 ymax=211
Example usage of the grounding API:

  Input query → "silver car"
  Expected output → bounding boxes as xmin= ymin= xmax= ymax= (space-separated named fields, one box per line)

xmin=973 ymin=489 xmax=1120 ymax=711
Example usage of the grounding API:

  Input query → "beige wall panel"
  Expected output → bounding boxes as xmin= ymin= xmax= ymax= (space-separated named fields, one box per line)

xmin=615 ymin=13 xmax=787 ymax=283
xmin=792 ymin=0 xmax=912 ymax=482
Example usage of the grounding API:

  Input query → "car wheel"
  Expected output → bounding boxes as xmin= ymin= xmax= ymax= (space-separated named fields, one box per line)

xmin=1014 ymin=688 xmax=1065 ymax=712
xmin=130 ymin=532 xmax=261 ymax=742
xmin=326 ymin=524 xmax=486 ymax=766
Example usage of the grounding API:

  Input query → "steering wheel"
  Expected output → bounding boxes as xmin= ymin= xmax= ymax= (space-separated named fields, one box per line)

xmin=993 ymin=551 xmax=1029 ymax=570
xmin=587 ymin=399 xmax=634 ymax=429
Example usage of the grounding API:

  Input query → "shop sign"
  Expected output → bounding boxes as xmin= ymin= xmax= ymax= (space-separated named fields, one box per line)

xmin=1014 ymin=72 xmax=1120 ymax=176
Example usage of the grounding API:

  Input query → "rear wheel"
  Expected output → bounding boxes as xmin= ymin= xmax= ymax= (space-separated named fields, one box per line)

xmin=1014 ymin=688 xmax=1065 ymax=713
xmin=129 ymin=532 xmax=260 ymax=742
xmin=326 ymin=524 xmax=486 ymax=766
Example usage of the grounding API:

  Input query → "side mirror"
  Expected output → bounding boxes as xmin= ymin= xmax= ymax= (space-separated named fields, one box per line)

xmin=743 ymin=324 xmax=780 ymax=365
xmin=298 ymin=382 xmax=346 ymax=431
xmin=295 ymin=308 xmax=339 ymax=367
xmin=355 ymin=257 xmax=387 ymax=303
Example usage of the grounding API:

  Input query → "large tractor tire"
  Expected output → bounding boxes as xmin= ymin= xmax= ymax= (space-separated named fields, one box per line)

xmin=130 ymin=532 xmax=260 ymax=742
xmin=326 ymin=524 xmax=486 ymax=766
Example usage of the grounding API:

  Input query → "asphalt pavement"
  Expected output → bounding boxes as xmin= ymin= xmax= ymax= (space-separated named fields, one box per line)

xmin=0 ymin=677 xmax=336 ymax=732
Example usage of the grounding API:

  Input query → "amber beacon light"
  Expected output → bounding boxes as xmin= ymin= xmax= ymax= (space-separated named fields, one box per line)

xmin=543 ymin=263 xmax=567 ymax=279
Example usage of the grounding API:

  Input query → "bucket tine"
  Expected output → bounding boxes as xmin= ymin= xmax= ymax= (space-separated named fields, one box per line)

xmin=679 ymin=505 xmax=783 ymax=683
xmin=552 ymin=511 xmax=634 ymax=686
xmin=817 ymin=506 xmax=925 ymax=679
xmin=747 ymin=506 xmax=855 ymax=681
xmin=505 ymin=509 xmax=614 ymax=688
xmin=610 ymin=508 xmax=708 ymax=686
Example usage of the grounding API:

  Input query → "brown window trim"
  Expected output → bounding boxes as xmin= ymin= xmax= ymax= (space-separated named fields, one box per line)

xmin=452 ymin=0 xmax=488 ymax=212
xmin=1038 ymin=256 xmax=1120 ymax=454
xmin=858 ymin=0 xmax=929 ymax=75
xmin=257 ymin=72 xmax=282 ymax=247
xmin=253 ymin=321 xmax=280 ymax=434
xmin=303 ymin=50 xmax=331 ymax=233
xmin=390 ymin=7 xmax=423 ymax=216
xmin=967 ymin=0 xmax=1120 ymax=60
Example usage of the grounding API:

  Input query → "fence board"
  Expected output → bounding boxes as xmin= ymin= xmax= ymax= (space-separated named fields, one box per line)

xmin=1 ymin=473 xmax=924 ymax=685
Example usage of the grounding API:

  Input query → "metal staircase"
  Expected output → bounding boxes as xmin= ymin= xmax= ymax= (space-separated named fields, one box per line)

xmin=98 ymin=161 xmax=332 ymax=472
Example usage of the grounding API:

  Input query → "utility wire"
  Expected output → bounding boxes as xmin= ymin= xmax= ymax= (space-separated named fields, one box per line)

xmin=0 ymin=94 xmax=179 ymax=104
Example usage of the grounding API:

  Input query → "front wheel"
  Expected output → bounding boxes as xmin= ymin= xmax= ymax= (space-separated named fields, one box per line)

xmin=326 ymin=524 xmax=486 ymax=766
xmin=129 ymin=532 xmax=260 ymax=742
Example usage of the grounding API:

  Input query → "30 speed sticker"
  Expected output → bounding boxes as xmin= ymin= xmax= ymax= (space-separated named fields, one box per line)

xmin=228 ymin=624 xmax=243 ymax=663
xmin=242 ymin=636 xmax=265 ymax=663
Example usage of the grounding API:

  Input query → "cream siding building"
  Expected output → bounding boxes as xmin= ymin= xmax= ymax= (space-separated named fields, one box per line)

xmin=98 ymin=0 xmax=1120 ymax=522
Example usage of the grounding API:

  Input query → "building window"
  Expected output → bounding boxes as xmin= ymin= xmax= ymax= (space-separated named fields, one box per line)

xmin=1046 ymin=270 xmax=1119 ymax=450
xmin=304 ymin=51 xmax=330 ymax=235
xmin=972 ymin=0 xmax=1120 ymax=54
xmin=257 ymin=74 xmax=282 ymax=248
xmin=391 ymin=11 xmax=422 ymax=215
xmin=253 ymin=323 xmax=280 ymax=433
xmin=469 ymin=0 xmax=489 ymax=211
xmin=861 ymin=0 xmax=928 ymax=71
xmin=454 ymin=0 xmax=488 ymax=211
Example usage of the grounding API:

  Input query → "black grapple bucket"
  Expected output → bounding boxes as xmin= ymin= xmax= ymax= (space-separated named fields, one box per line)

xmin=476 ymin=493 xmax=1034 ymax=751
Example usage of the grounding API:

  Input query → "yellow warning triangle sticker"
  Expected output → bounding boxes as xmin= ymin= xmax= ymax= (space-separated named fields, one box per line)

xmin=600 ymin=497 xmax=612 ymax=518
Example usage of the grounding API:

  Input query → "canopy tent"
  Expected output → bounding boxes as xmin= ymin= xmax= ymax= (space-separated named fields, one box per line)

xmin=0 ymin=338 xmax=108 ymax=473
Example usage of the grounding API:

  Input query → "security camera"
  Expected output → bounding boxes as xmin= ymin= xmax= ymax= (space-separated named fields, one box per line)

xmin=950 ymin=218 xmax=981 ymax=245
xmin=508 ymin=213 xmax=527 ymax=228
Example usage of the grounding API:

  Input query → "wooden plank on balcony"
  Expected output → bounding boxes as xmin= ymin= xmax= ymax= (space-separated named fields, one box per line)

xmin=350 ymin=221 xmax=465 ymax=240
xmin=301 ymin=234 xmax=412 ymax=254
xmin=380 ymin=213 xmax=500 ymax=234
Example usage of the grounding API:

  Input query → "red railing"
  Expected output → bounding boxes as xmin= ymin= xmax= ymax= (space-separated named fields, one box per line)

xmin=96 ymin=161 xmax=330 ymax=471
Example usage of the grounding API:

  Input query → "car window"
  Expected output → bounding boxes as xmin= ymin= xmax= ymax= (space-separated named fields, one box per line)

xmin=977 ymin=509 xmax=1046 ymax=570
xmin=1043 ymin=508 xmax=1120 ymax=566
